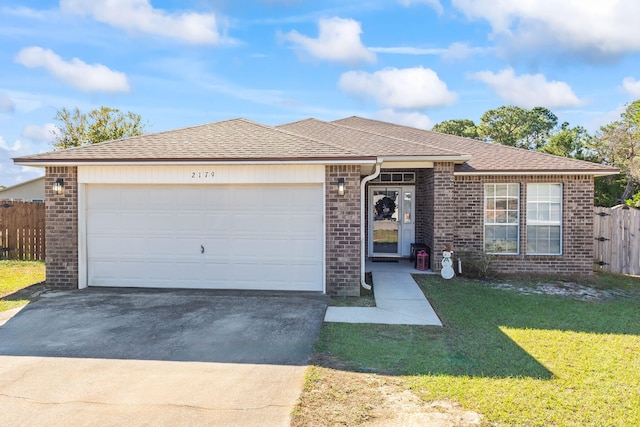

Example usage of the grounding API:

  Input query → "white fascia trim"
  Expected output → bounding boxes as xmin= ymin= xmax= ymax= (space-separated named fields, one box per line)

xmin=14 ymin=159 xmax=377 ymax=167
xmin=384 ymin=155 xmax=471 ymax=163
xmin=455 ymin=170 xmax=619 ymax=177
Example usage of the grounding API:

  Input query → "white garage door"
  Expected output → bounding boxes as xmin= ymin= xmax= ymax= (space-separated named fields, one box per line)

xmin=86 ymin=184 xmax=324 ymax=291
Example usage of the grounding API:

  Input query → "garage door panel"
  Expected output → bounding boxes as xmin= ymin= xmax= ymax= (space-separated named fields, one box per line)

xmin=202 ymin=239 xmax=233 ymax=256
xmin=148 ymin=261 xmax=201 ymax=281
xmin=290 ymin=186 xmax=320 ymax=208
xmin=231 ymin=213 xmax=262 ymax=232
xmin=147 ymin=237 xmax=201 ymax=257
xmin=289 ymin=263 xmax=322 ymax=279
xmin=288 ymin=214 xmax=322 ymax=233
xmin=232 ymin=187 xmax=262 ymax=211
xmin=89 ymin=211 xmax=120 ymax=231
xmin=118 ymin=212 xmax=157 ymax=232
xmin=90 ymin=236 xmax=147 ymax=257
xmin=87 ymin=184 xmax=323 ymax=291
xmin=174 ymin=187 xmax=204 ymax=207
xmin=91 ymin=260 xmax=147 ymax=285
xmin=175 ymin=215 xmax=204 ymax=232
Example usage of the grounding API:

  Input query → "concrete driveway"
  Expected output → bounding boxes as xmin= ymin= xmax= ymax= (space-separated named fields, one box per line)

xmin=0 ymin=288 xmax=327 ymax=426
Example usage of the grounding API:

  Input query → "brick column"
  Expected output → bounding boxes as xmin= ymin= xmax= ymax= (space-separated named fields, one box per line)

xmin=431 ymin=162 xmax=455 ymax=272
xmin=325 ymin=165 xmax=361 ymax=296
xmin=45 ymin=166 xmax=78 ymax=289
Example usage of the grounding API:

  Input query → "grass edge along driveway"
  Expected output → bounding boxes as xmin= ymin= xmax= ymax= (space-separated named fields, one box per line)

xmin=0 ymin=260 xmax=46 ymax=312
xmin=293 ymin=273 xmax=640 ymax=427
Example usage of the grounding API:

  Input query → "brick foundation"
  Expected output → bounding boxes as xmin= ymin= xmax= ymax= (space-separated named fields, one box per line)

xmin=45 ymin=166 xmax=79 ymax=289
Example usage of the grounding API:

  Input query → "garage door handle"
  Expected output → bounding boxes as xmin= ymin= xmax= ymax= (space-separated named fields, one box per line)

xmin=201 ymin=245 xmax=205 ymax=254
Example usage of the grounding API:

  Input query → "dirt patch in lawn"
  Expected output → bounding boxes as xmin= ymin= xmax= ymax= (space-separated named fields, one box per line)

xmin=292 ymin=353 xmax=483 ymax=427
xmin=487 ymin=281 xmax=630 ymax=301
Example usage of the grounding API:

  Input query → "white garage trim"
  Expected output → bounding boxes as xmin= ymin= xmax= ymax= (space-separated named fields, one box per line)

xmin=78 ymin=164 xmax=325 ymax=185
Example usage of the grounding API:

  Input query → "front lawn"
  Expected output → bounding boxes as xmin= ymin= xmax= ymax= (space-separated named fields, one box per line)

xmin=293 ymin=273 xmax=640 ymax=426
xmin=0 ymin=260 xmax=46 ymax=312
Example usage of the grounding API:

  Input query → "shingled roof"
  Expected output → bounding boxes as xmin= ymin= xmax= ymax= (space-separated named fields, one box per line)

xmin=13 ymin=118 xmax=371 ymax=164
xmin=333 ymin=116 xmax=617 ymax=175
xmin=13 ymin=116 xmax=619 ymax=176
xmin=277 ymin=118 xmax=467 ymax=160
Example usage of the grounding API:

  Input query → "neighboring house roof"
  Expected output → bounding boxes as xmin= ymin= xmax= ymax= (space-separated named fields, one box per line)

xmin=333 ymin=116 xmax=617 ymax=175
xmin=12 ymin=116 xmax=618 ymax=176
xmin=0 ymin=176 xmax=45 ymax=201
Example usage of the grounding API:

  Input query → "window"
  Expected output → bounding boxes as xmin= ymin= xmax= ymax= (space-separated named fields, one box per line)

xmin=484 ymin=183 xmax=519 ymax=254
xmin=372 ymin=172 xmax=415 ymax=183
xmin=527 ymin=183 xmax=562 ymax=255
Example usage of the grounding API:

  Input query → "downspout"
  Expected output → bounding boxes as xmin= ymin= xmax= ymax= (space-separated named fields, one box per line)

xmin=360 ymin=159 xmax=382 ymax=290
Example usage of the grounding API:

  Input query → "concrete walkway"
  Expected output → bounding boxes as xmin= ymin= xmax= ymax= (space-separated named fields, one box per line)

xmin=324 ymin=260 xmax=442 ymax=326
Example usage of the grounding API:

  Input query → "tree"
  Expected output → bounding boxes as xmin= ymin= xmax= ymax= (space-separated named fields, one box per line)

xmin=52 ymin=106 xmax=147 ymax=150
xmin=540 ymin=122 xmax=590 ymax=159
xmin=432 ymin=119 xmax=480 ymax=139
xmin=590 ymin=100 xmax=640 ymax=202
xmin=478 ymin=105 xmax=557 ymax=150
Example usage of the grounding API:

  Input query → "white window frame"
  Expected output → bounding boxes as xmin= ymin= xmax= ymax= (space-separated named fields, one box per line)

xmin=526 ymin=183 xmax=563 ymax=255
xmin=484 ymin=183 xmax=520 ymax=255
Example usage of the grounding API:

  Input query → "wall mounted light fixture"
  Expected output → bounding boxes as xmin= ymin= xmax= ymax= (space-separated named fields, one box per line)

xmin=52 ymin=178 xmax=64 ymax=195
xmin=337 ymin=178 xmax=345 ymax=196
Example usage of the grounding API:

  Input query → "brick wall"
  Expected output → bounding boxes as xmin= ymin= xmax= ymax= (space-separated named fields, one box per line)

xmin=45 ymin=166 xmax=79 ymax=289
xmin=325 ymin=165 xmax=361 ymax=296
xmin=431 ymin=162 xmax=455 ymax=271
xmin=452 ymin=174 xmax=595 ymax=275
xmin=415 ymin=168 xmax=431 ymax=255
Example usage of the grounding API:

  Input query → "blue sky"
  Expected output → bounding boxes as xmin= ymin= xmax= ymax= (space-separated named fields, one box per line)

xmin=2 ymin=0 xmax=640 ymax=186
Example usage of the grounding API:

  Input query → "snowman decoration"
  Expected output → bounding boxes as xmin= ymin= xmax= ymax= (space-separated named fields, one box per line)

xmin=441 ymin=246 xmax=455 ymax=280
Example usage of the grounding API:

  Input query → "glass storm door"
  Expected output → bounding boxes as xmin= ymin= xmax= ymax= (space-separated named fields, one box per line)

xmin=369 ymin=186 xmax=415 ymax=256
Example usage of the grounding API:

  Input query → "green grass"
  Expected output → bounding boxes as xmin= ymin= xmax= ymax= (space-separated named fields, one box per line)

xmin=315 ymin=273 xmax=640 ymax=426
xmin=0 ymin=260 xmax=46 ymax=312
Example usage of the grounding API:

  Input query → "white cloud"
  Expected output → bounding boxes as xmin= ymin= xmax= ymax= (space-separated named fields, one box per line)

xmin=398 ymin=0 xmax=443 ymax=15
xmin=60 ymin=0 xmax=221 ymax=45
xmin=21 ymin=123 xmax=57 ymax=143
xmin=0 ymin=93 xmax=14 ymax=113
xmin=14 ymin=46 xmax=130 ymax=93
xmin=622 ymin=77 xmax=640 ymax=98
xmin=373 ymin=109 xmax=433 ymax=130
xmin=471 ymin=68 xmax=582 ymax=108
xmin=282 ymin=17 xmax=376 ymax=65
xmin=0 ymin=136 xmax=21 ymax=152
xmin=339 ymin=66 xmax=457 ymax=109
xmin=452 ymin=0 xmax=640 ymax=59
xmin=441 ymin=42 xmax=489 ymax=60
xmin=370 ymin=46 xmax=444 ymax=55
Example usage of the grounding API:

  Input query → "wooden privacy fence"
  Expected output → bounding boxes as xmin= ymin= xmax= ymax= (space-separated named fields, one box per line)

xmin=594 ymin=205 xmax=640 ymax=275
xmin=0 ymin=200 xmax=45 ymax=261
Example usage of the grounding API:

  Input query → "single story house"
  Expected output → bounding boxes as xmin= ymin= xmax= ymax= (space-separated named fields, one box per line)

xmin=13 ymin=117 xmax=618 ymax=296
xmin=0 ymin=176 xmax=45 ymax=202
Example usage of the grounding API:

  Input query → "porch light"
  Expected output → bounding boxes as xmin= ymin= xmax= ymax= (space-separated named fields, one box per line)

xmin=52 ymin=178 xmax=64 ymax=195
xmin=337 ymin=178 xmax=345 ymax=196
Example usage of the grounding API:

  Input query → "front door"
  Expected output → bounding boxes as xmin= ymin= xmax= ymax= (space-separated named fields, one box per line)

xmin=369 ymin=186 xmax=415 ymax=257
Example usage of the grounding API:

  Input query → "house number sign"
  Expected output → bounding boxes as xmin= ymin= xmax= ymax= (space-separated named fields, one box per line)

xmin=191 ymin=171 xmax=216 ymax=179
